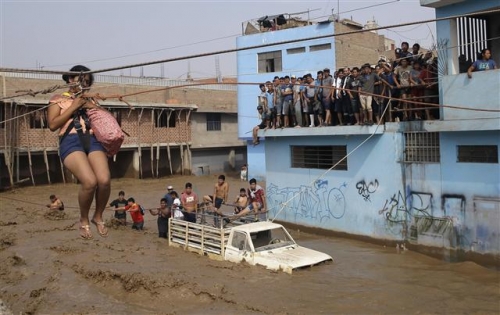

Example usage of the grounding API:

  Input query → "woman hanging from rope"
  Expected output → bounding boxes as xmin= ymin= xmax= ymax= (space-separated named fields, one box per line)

xmin=47 ymin=65 xmax=110 ymax=239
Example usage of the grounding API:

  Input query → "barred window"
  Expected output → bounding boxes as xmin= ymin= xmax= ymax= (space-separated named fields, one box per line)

xmin=291 ymin=145 xmax=347 ymax=170
xmin=404 ymin=132 xmax=440 ymax=163
xmin=258 ymin=51 xmax=282 ymax=73
xmin=310 ymin=43 xmax=331 ymax=52
xmin=154 ymin=110 xmax=176 ymax=128
xmin=457 ymin=145 xmax=498 ymax=163
xmin=286 ymin=47 xmax=305 ymax=54
xmin=206 ymin=113 xmax=221 ymax=131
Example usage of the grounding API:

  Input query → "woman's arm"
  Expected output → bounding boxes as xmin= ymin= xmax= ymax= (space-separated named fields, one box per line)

xmin=47 ymin=96 xmax=87 ymax=131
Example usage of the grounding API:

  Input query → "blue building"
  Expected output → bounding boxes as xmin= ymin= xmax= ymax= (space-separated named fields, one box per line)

xmin=237 ymin=19 xmax=336 ymax=181
xmin=236 ymin=4 xmax=500 ymax=266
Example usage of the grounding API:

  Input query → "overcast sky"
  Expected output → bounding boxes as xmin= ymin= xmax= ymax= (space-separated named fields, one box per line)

xmin=0 ymin=0 xmax=436 ymax=79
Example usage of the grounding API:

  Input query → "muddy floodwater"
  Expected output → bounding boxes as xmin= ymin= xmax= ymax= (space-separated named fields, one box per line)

xmin=0 ymin=175 xmax=499 ymax=314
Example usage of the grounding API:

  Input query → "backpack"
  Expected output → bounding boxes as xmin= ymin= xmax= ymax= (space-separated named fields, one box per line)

xmin=139 ymin=205 xmax=146 ymax=215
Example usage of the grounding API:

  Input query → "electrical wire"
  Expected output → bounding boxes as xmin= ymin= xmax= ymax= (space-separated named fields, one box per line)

xmin=1 ymin=7 xmax=499 ymax=77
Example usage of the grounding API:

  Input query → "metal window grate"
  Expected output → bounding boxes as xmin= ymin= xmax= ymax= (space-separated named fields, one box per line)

xmin=291 ymin=145 xmax=347 ymax=170
xmin=457 ymin=145 xmax=498 ymax=163
xmin=404 ymin=132 xmax=440 ymax=163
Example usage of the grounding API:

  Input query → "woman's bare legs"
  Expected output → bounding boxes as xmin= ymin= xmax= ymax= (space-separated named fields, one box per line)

xmin=63 ymin=150 xmax=110 ymax=238
xmin=88 ymin=151 xmax=111 ymax=236
xmin=63 ymin=151 xmax=98 ymax=238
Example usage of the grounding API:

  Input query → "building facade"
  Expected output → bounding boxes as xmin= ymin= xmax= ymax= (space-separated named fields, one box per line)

xmin=0 ymin=73 xmax=244 ymax=189
xmin=237 ymin=5 xmax=500 ymax=265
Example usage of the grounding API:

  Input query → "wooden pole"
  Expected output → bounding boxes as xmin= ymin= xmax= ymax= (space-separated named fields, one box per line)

xmin=167 ymin=110 xmax=173 ymax=175
xmin=156 ymin=109 xmax=163 ymax=178
xmin=40 ymin=110 xmax=51 ymax=184
xmin=150 ymin=109 xmax=154 ymax=178
xmin=4 ymin=102 xmax=14 ymax=188
xmin=138 ymin=108 xmax=144 ymax=179
xmin=23 ymin=114 xmax=35 ymax=186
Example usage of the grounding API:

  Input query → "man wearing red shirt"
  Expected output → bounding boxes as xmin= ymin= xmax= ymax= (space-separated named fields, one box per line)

xmin=125 ymin=197 xmax=144 ymax=230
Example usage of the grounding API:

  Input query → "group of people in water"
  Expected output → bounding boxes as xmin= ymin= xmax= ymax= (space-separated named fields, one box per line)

xmin=104 ymin=175 xmax=267 ymax=239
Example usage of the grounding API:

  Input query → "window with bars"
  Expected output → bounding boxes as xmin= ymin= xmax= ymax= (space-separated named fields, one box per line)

xmin=258 ymin=51 xmax=282 ymax=73
xmin=404 ymin=132 xmax=440 ymax=163
xmin=154 ymin=110 xmax=176 ymax=128
xmin=457 ymin=145 xmax=498 ymax=163
xmin=206 ymin=113 xmax=221 ymax=131
xmin=291 ymin=145 xmax=348 ymax=170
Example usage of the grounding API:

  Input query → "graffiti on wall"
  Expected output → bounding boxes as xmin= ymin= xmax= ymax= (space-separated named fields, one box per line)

xmin=267 ymin=180 xmax=347 ymax=223
xmin=355 ymin=179 xmax=379 ymax=202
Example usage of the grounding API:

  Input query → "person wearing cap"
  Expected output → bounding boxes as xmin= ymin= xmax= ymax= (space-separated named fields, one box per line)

xmin=252 ymin=105 xmax=269 ymax=145
xmin=148 ymin=198 xmax=171 ymax=238
xmin=163 ymin=185 xmax=174 ymax=204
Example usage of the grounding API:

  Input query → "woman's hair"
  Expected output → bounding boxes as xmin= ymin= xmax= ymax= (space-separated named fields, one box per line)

xmin=62 ymin=65 xmax=94 ymax=86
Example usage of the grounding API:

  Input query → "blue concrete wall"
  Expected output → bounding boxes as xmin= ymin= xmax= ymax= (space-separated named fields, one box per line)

xmin=246 ymin=140 xmax=266 ymax=182
xmin=236 ymin=23 xmax=336 ymax=140
xmin=434 ymin=0 xmax=499 ymax=18
xmin=441 ymin=71 xmax=500 ymax=120
xmin=265 ymin=131 xmax=500 ymax=254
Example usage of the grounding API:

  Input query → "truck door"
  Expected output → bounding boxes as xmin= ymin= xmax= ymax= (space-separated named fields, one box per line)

xmin=225 ymin=231 xmax=253 ymax=264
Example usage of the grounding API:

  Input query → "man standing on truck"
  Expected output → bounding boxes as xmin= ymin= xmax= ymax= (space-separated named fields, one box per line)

xmin=226 ymin=178 xmax=266 ymax=223
xmin=181 ymin=182 xmax=198 ymax=223
xmin=203 ymin=175 xmax=229 ymax=215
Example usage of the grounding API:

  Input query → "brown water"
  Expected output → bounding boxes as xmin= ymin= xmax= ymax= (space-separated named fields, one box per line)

xmin=0 ymin=175 xmax=499 ymax=314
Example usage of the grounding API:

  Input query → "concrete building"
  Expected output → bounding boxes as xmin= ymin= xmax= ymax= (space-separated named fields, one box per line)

xmin=237 ymin=15 xmax=398 ymax=180
xmin=0 ymin=73 xmax=243 ymax=189
xmin=237 ymin=5 xmax=500 ymax=266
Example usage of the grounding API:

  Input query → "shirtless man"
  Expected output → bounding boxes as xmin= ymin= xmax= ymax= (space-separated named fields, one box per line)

xmin=233 ymin=188 xmax=248 ymax=214
xmin=203 ymin=175 xmax=229 ymax=216
xmin=181 ymin=182 xmax=198 ymax=223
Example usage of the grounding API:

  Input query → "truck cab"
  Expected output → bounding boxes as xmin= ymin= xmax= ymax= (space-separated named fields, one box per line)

xmin=224 ymin=221 xmax=333 ymax=274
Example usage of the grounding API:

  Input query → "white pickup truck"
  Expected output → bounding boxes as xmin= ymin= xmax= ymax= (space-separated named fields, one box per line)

xmin=168 ymin=217 xmax=332 ymax=274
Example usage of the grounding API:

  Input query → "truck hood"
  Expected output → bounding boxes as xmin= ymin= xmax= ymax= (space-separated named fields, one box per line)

xmin=256 ymin=245 xmax=333 ymax=273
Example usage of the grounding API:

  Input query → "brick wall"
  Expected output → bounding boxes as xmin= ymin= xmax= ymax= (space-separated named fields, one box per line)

xmin=1 ymin=76 xmax=237 ymax=152
xmin=335 ymin=22 xmax=393 ymax=69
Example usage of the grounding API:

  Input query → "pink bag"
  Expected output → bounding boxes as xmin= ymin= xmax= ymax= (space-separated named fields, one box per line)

xmin=87 ymin=108 xmax=124 ymax=156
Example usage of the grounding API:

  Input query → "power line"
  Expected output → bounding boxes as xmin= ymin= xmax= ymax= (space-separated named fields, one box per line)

xmin=43 ymin=33 xmax=240 ymax=69
xmin=1 ymin=7 xmax=499 ymax=77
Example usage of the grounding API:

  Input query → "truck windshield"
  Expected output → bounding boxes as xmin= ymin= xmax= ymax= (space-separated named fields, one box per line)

xmin=251 ymin=227 xmax=295 ymax=252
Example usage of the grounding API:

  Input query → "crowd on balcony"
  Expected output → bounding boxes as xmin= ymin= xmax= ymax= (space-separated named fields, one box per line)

xmin=256 ymin=42 xmax=441 ymax=132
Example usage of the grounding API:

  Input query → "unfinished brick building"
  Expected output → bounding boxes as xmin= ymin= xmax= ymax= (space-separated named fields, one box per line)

xmin=0 ymin=73 xmax=243 ymax=189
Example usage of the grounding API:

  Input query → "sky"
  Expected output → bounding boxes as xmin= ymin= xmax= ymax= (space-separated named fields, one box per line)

xmin=0 ymin=0 xmax=437 ymax=79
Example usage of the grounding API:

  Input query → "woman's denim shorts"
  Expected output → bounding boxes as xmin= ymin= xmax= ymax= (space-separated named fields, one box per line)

xmin=59 ymin=134 xmax=105 ymax=161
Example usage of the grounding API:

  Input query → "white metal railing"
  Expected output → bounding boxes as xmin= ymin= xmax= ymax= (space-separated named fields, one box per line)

xmin=1 ymin=72 xmax=237 ymax=91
